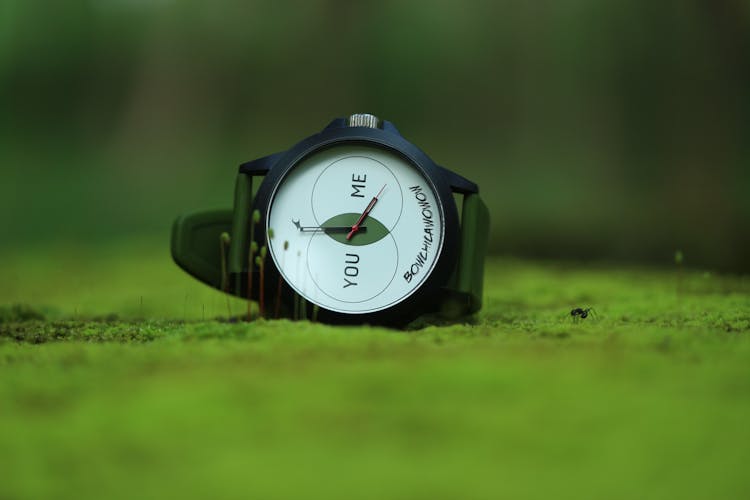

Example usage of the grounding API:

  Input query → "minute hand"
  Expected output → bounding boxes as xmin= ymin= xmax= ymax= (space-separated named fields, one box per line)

xmin=292 ymin=220 xmax=367 ymax=234
xmin=347 ymin=184 xmax=386 ymax=241
xmin=304 ymin=226 xmax=367 ymax=234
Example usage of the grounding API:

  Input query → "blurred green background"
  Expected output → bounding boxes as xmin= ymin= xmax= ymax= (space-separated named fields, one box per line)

xmin=1 ymin=0 xmax=749 ymax=270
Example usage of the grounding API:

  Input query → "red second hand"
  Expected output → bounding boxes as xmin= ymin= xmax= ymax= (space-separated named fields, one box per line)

xmin=347 ymin=184 xmax=386 ymax=241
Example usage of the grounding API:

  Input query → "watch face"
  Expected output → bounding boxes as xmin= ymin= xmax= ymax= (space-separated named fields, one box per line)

xmin=266 ymin=144 xmax=445 ymax=314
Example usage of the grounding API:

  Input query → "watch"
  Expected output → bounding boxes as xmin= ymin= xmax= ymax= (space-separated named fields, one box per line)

xmin=171 ymin=114 xmax=489 ymax=326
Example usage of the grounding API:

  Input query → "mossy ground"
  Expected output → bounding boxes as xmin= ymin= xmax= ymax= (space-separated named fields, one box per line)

xmin=1 ymin=241 xmax=749 ymax=499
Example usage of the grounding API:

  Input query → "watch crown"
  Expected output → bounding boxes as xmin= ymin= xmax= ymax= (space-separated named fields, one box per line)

xmin=347 ymin=113 xmax=380 ymax=129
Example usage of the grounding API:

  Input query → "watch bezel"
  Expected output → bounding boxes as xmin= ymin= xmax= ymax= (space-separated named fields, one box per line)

xmin=252 ymin=125 xmax=460 ymax=326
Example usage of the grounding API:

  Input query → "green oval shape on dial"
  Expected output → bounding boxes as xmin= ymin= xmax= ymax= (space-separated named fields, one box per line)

xmin=322 ymin=213 xmax=389 ymax=246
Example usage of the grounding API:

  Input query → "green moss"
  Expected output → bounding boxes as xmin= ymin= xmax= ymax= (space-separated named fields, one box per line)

xmin=0 ymin=242 xmax=749 ymax=499
xmin=0 ymin=304 xmax=46 ymax=323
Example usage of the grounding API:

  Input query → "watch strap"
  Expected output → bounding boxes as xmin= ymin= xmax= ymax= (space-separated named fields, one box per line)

xmin=171 ymin=170 xmax=260 ymax=298
xmin=228 ymin=172 xmax=253 ymax=294
xmin=171 ymin=209 xmax=234 ymax=291
xmin=442 ymin=193 xmax=490 ymax=315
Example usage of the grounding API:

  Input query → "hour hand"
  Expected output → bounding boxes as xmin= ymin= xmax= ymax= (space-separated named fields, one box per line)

xmin=292 ymin=219 xmax=367 ymax=234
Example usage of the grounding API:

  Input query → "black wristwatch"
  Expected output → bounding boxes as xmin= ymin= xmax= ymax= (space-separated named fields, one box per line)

xmin=172 ymin=114 xmax=489 ymax=325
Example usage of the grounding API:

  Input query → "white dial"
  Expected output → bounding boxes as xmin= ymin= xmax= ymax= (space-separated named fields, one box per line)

xmin=267 ymin=144 xmax=444 ymax=314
